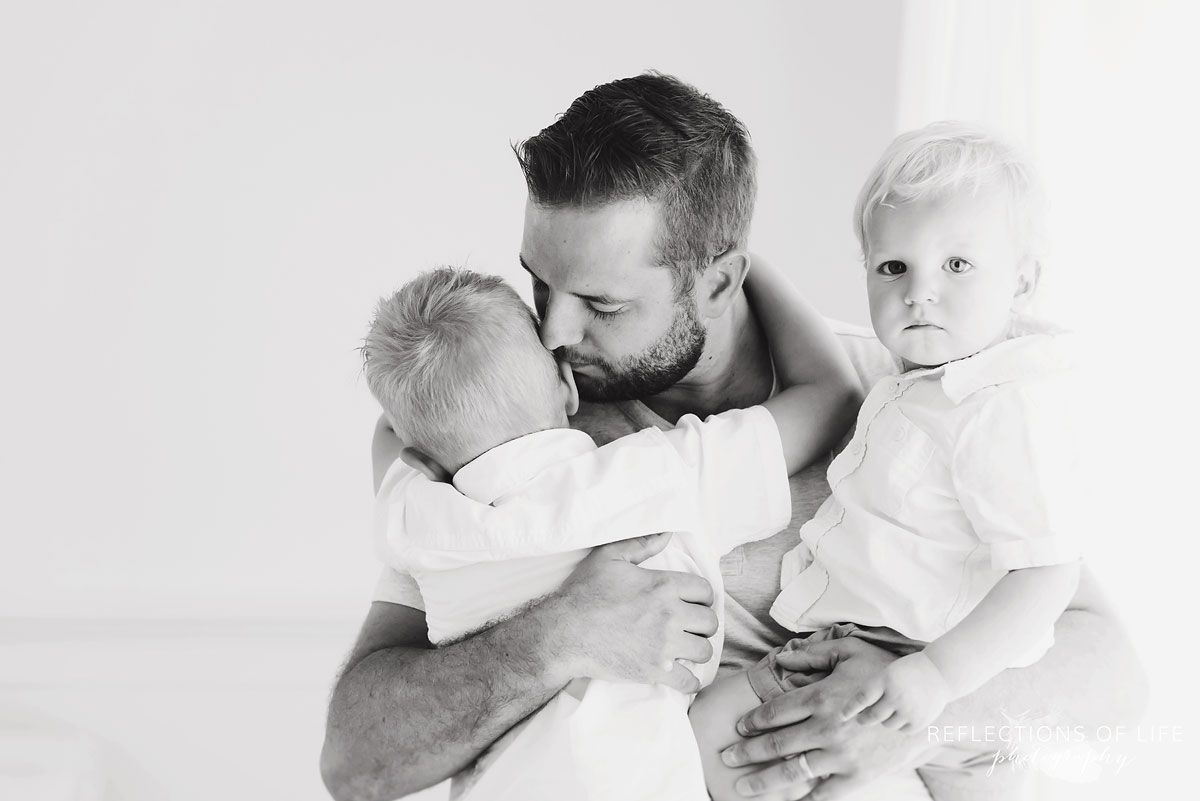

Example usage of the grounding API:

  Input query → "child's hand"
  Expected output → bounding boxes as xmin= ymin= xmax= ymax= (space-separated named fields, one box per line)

xmin=838 ymin=651 xmax=951 ymax=732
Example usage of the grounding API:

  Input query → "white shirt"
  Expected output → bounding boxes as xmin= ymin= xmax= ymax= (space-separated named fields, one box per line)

xmin=374 ymin=406 xmax=790 ymax=801
xmin=770 ymin=320 xmax=1083 ymax=661
xmin=376 ymin=405 xmax=791 ymax=661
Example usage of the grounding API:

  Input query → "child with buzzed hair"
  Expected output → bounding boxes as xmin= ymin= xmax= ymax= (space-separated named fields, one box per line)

xmin=692 ymin=122 xmax=1085 ymax=801
xmin=363 ymin=265 xmax=859 ymax=801
xmin=363 ymin=268 xmax=573 ymax=480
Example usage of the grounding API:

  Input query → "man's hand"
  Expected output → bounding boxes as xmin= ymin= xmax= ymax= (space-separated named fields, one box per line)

xmin=719 ymin=638 xmax=936 ymax=799
xmin=840 ymin=651 xmax=952 ymax=733
xmin=322 ymin=532 xmax=718 ymax=800
xmin=550 ymin=532 xmax=718 ymax=694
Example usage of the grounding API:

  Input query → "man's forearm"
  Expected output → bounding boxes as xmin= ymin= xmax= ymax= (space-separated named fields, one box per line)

xmin=936 ymin=602 xmax=1148 ymax=747
xmin=321 ymin=602 xmax=570 ymax=801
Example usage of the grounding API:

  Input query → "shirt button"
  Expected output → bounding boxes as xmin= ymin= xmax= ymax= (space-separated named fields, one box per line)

xmin=893 ymin=425 xmax=908 ymax=442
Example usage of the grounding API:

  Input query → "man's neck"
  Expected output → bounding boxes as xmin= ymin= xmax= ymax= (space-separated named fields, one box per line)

xmin=641 ymin=292 xmax=774 ymax=424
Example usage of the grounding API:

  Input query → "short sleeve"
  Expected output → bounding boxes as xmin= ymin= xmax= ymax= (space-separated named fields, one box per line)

xmin=952 ymin=379 xmax=1084 ymax=571
xmin=372 ymin=566 xmax=425 ymax=610
xmin=662 ymin=406 xmax=792 ymax=555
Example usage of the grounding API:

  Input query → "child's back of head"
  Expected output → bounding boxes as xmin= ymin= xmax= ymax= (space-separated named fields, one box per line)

xmin=363 ymin=267 xmax=569 ymax=474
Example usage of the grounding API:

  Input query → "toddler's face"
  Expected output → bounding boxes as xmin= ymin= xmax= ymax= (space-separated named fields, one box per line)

xmin=864 ymin=189 xmax=1033 ymax=369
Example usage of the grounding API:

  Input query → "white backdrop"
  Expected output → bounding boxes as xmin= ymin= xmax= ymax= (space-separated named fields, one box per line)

xmin=1 ymin=2 xmax=1195 ymax=800
xmin=1 ymin=0 xmax=900 ymax=622
xmin=1 ymin=3 xmax=904 ymax=800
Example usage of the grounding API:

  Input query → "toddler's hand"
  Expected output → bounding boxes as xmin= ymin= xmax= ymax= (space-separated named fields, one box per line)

xmin=839 ymin=651 xmax=951 ymax=732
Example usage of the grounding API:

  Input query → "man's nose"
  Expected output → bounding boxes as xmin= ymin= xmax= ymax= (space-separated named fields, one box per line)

xmin=538 ymin=294 xmax=584 ymax=351
xmin=904 ymin=272 xmax=939 ymax=305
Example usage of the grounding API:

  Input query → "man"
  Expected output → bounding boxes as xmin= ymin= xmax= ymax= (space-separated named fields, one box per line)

xmin=321 ymin=73 xmax=1145 ymax=801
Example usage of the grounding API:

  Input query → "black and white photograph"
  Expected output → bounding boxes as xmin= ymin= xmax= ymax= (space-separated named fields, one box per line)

xmin=2 ymin=1 xmax=1196 ymax=800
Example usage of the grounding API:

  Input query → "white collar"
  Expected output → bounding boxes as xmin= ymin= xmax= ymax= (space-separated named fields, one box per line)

xmin=900 ymin=317 xmax=1076 ymax=403
xmin=452 ymin=428 xmax=597 ymax=504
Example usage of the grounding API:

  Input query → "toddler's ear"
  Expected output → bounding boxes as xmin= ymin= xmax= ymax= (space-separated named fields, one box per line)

xmin=1014 ymin=257 xmax=1041 ymax=303
xmin=558 ymin=358 xmax=580 ymax=417
xmin=399 ymin=447 xmax=453 ymax=483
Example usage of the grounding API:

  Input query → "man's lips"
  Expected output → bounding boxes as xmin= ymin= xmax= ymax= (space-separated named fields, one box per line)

xmin=903 ymin=322 xmax=942 ymax=330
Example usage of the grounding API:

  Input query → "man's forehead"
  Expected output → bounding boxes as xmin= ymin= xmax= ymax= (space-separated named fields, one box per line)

xmin=520 ymin=199 xmax=670 ymax=288
xmin=523 ymin=198 xmax=658 ymax=244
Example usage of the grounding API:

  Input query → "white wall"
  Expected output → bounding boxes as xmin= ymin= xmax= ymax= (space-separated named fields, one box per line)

xmin=1 ymin=0 xmax=900 ymax=623
xmin=1 ymin=2 xmax=903 ymax=800
xmin=9 ymin=2 xmax=1191 ymax=799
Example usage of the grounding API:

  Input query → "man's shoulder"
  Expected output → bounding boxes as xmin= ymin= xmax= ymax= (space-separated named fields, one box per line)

xmin=571 ymin=399 xmax=663 ymax=445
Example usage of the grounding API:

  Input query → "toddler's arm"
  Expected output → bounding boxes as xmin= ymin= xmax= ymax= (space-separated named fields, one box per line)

xmin=745 ymin=257 xmax=861 ymax=474
xmin=843 ymin=561 xmax=1081 ymax=731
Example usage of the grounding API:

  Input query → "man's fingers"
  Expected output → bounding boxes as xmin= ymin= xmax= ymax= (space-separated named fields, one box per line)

xmin=731 ymin=749 xmax=833 ymax=797
xmin=665 ymin=570 xmax=716 ymax=605
xmin=660 ymin=661 xmax=701 ymax=694
xmin=678 ymin=600 xmax=719 ymax=637
xmin=592 ymin=531 xmax=673 ymax=563
xmin=723 ymin=720 xmax=821 ymax=768
xmin=669 ymin=631 xmax=714 ymax=665
xmin=775 ymin=635 xmax=885 ymax=671
xmin=737 ymin=687 xmax=816 ymax=736
xmin=801 ymin=749 xmax=833 ymax=780
xmin=771 ymin=642 xmax=839 ymax=675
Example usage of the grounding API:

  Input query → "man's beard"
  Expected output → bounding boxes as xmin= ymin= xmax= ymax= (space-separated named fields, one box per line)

xmin=560 ymin=297 xmax=706 ymax=403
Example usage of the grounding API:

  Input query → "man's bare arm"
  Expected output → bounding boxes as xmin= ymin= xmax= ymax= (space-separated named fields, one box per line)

xmin=321 ymin=418 xmax=719 ymax=801
xmin=718 ymin=566 xmax=1147 ymax=798
xmin=321 ymin=599 xmax=562 ymax=800
xmin=322 ymin=539 xmax=716 ymax=800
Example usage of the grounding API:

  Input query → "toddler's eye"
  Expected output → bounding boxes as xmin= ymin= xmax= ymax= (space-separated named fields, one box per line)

xmin=877 ymin=260 xmax=906 ymax=276
xmin=945 ymin=257 xmax=974 ymax=274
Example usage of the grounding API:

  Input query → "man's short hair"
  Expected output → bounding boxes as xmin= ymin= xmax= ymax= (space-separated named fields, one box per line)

xmin=853 ymin=121 xmax=1048 ymax=264
xmin=363 ymin=268 xmax=562 ymax=469
xmin=514 ymin=72 xmax=757 ymax=294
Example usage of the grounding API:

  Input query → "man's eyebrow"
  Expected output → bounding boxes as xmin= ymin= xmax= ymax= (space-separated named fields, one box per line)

xmin=517 ymin=255 xmax=626 ymax=305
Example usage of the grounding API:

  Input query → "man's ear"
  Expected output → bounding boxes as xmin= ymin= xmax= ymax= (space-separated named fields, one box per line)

xmin=399 ymin=447 xmax=453 ymax=483
xmin=697 ymin=248 xmax=751 ymax=319
xmin=557 ymin=358 xmax=580 ymax=417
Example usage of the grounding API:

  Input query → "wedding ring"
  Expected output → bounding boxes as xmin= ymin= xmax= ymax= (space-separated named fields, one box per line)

xmin=795 ymin=751 xmax=817 ymax=782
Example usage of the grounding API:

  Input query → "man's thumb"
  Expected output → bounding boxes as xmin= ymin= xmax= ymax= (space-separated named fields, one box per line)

xmin=597 ymin=531 xmax=673 ymax=564
xmin=773 ymin=642 xmax=839 ymax=676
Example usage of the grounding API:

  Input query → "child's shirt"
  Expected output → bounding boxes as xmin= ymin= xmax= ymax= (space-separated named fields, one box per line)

xmin=375 ymin=405 xmax=791 ymax=670
xmin=373 ymin=406 xmax=792 ymax=801
xmin=770 ymin=318 xmax=1083 ymax=665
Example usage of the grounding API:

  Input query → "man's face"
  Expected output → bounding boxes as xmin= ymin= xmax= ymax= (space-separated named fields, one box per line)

xmin=519 ymin=198 xmax=705 ymax=402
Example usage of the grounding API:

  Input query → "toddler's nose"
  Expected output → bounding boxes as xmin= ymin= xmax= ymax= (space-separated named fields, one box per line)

xmin=904 ymin=274 xmax=939 ymax=305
